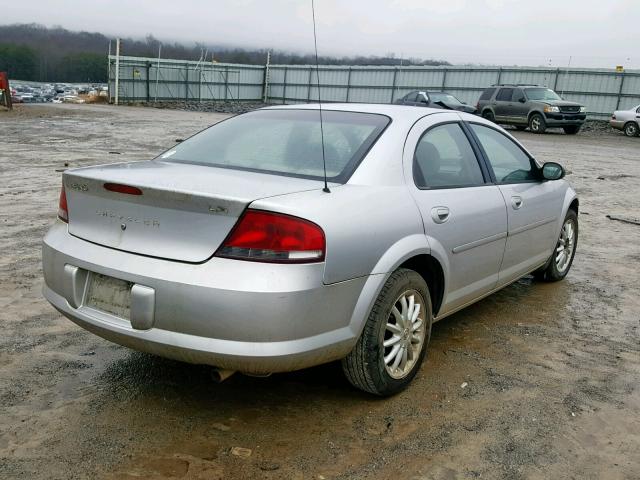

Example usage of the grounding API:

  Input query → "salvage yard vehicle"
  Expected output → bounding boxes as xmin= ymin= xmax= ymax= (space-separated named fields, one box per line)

xmin=610 ymin=104 xmax=640 ymax=137
xmin=477 ymin=84 xmax=586 ymax=134
xmin=42 ymin=104 xmax=579 ymax=396
xmin=394 ymin=90 xmax=476 ymax=113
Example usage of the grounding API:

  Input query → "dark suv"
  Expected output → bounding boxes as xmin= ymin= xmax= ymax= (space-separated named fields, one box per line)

xmin=476 ymin=85 xmax=586 ymax=134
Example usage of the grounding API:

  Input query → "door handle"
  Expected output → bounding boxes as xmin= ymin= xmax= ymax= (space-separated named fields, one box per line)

xmin=431 ymin=206 xmax=450 ymax=224
xmin=511 ymin=196 xmax=523 ymax=209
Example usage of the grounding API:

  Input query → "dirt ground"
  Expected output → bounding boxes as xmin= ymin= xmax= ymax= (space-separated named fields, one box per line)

xmin=1 ymin=103 xmax=639 ymax=480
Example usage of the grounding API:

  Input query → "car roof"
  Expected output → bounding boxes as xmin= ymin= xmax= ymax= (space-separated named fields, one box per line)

xmin=262 ymin=102 xmax=447 ymax=122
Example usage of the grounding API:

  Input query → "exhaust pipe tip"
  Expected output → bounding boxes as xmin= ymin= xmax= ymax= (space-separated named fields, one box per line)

xmin=211 ymin=368 xmax=236 ymax=383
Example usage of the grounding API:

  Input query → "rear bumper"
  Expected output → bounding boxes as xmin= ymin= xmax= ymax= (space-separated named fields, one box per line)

xmin=610 ymin=119 xmax=625 ymax=130
xmin=42 ymin=222 xmax=368 ymax=373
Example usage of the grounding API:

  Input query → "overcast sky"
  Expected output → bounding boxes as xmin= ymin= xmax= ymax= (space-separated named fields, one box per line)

xmin=5 ymin=0 xmax=639 ymax=68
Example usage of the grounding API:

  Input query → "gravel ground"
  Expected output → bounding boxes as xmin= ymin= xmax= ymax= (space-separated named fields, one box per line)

xmin=140 ymin=100 xmax=273 ymax=114
xmin=1 ymin=103 xmax=639 ymax=480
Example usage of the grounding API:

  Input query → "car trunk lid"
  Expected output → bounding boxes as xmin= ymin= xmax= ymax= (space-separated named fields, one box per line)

xmin=64 ymin=160 xmax=324 ymax=262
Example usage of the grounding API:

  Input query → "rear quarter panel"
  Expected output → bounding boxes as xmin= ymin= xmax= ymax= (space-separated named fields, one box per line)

xmin=251 ymin=185 xmax=427 ymax=285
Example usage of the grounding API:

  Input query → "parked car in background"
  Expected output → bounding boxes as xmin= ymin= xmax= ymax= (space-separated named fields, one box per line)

xmin=42 ymin=104 xmax=579 ymax=396
xmin=10 ymin=90 xmax=23 ymax=103
xmin=477 ymin=85 xmax=586 ymax=134
xmin=610 ymin=105 xmax=640 ymax=137
xmin=394 ymin=91 xmax=476 ymax=113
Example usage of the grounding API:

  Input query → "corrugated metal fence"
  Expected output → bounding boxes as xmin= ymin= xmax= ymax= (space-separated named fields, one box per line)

xmin=109 ymin=55 xmax=640 ymax=119
xmin=108 ymin=56 xmax=265 ymax=102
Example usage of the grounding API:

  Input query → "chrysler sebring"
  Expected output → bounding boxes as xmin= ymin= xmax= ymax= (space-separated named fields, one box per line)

xmin=42 ymin=104 xmax=578 ymax=395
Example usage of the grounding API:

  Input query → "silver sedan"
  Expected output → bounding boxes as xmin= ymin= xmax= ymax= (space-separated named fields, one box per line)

xmin=610 ymin=104 xmax=640 ymax=137
xmin=42 ymin=104 xmax=579 ymax=395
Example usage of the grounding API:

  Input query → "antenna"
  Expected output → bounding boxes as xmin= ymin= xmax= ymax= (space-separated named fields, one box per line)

xmin=311 ymin=0 xmax=330 ymax=193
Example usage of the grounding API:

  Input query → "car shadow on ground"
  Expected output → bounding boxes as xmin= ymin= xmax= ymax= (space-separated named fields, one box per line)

xmin=91 ymin=275 xmax=559 ymax=407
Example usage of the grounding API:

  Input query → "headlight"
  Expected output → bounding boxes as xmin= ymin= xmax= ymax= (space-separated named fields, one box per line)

xmin=580 ymin=106 xmax=587 ymax=113
xmin=544 ymin=105 xmax=560 ymax=113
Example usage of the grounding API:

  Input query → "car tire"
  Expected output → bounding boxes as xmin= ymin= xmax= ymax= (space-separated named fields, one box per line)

xmin=563 ymin=125 xmax=581 ymax=135
xmin=533 ymin=209 xmax=578 ymax=282
xmin=482 ymin=110 xmax=495 ymax=122
xmin=342 ymin=268 xmax=433 ymax=396
xmin=624 ymin=122 xmax=639 ymax=137
xmin=529 ymin=113 xmax=546 ymax=134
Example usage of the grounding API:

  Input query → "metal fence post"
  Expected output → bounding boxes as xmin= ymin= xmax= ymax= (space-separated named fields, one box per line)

xmin=145 ymin=62 xmax=150 ymax=103
xmin=495 ymin=67 xmax=502 ymax=85
xmin=346 ymin=67 xmax=352 ymax=102
xmin=282 ymin=67 xmax=288 ymax=104
xmin=441 ymin=67 xmax=448 ymax=90
xmin=114 ymin=39 xmax=120 ymax=105
xmin=552 ymin=68 xmax=559 ymax=90
xmin=307 ymin=68 xmax=313 ymax=103
xmin=262 ymin=51 xmax=271 ymax=103
xmin=184 ymin=64 xmax=189 ymax=102
xmin=616 ymin=71 xmax=626 ymax=110
xmin=390 ymin=67 xmax=398 ymax=102
xmin=224 ymin=66 xmax=229 ymax=100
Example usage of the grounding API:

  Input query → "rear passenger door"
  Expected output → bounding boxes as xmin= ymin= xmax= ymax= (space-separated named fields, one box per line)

xmin=467 ymin=122 xmax=566 ymax=285
xmin=404 ymin=113 xmax=508 ymax=316
xmin=493 ymin=88 xmax=514 ymax=122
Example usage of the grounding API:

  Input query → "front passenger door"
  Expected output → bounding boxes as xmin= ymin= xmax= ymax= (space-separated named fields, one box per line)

xmin=511 ymin=88 xmax=529 ymax=125
xmin=468 ymin=123 xmax=565 ymax=285
xmin=405 ymin=114 xmax=508 ymax=316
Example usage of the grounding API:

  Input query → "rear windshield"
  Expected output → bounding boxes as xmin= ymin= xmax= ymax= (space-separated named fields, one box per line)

xmin=429 ymin=93 xmax=463 ymax=105
xmin=158 ymin=109 xmax=390 ymax=183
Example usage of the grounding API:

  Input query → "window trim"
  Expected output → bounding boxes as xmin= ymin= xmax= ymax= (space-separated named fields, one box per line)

xmin=465 ymin=121 xmax=542 ymax=185
xmin=412 ymin=120 xmax=491 ymax=191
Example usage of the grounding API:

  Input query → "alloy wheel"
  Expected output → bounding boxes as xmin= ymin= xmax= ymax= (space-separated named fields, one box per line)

xmin=383 ymin=290 xmax=426 ymax=379
xmin=555 ymin=219 xmax=576 ymax=274
xmin=531 ymin=117 xmax=541 ymax=132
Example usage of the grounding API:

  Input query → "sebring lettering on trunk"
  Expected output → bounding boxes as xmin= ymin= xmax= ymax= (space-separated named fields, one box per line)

xmin=95 ymin=210 xmax=160 ymax=228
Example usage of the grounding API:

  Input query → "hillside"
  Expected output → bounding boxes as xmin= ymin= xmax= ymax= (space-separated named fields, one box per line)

xmin=0 ymin=23 xmax=450 ymax=83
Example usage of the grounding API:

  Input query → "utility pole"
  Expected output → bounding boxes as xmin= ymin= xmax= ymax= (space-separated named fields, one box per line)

xmin=114 ymin=38 xmax=121 ymax=105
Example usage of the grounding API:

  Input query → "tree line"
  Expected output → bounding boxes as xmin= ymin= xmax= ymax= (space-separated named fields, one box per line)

xmin=0 ymin=23 xmax=450 ymax=83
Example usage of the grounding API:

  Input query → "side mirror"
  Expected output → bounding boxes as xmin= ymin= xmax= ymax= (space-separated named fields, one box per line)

xmin=542 ymin=162 xmax=565 ymax=180
xmin=518 ymin=97 xmax=526 ymax=103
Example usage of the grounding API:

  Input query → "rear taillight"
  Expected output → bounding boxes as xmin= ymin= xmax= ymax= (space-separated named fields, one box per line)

xmin=58 ymin=184 xmax=68 ymax=222
xmin=216 ymin=210 xmax=325 ymax=263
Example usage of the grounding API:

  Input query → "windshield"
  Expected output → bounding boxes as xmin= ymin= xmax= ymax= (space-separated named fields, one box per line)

xmin=429 ymin=93 xmax=463 ymax=105
xmin=525 ymin=88 xmax=562 ymax=101
xmin=158 ymin=109 xmax=390 ymax=183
